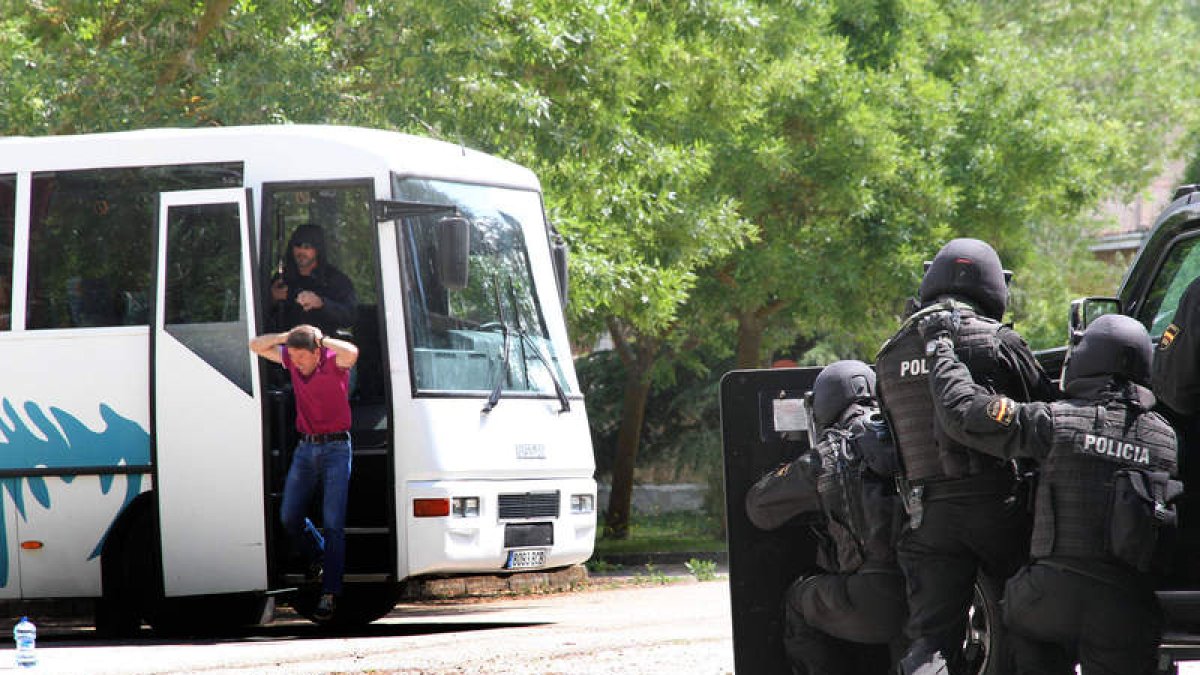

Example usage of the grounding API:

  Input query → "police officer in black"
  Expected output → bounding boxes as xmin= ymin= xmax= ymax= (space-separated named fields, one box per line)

xmin=875 ymin=238 xmax=1055 ymax=674
xmin=269 ymin=223 xmax=358 ymax=336
xmin=745 ymin=360 xmax=907 ymax=675
xmin=922 ymin=311 xmax=1179 ymax=674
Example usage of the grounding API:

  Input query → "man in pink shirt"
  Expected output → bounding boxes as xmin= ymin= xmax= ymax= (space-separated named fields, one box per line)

xmin=251 ymin=324 xmax=358 ymax=622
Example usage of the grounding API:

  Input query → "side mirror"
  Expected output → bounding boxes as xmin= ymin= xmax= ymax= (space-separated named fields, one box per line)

xmin=437 ymin=216 xmax=471 ymax=291
xmin=550 ymin=227 xmax=569 ymax=309
xmin=1067 ymin=296 xmax=1121 ymax=344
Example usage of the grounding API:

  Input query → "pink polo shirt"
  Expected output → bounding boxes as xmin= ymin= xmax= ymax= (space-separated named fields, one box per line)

xmin=281 ymin=346 xmax=352 ymax=435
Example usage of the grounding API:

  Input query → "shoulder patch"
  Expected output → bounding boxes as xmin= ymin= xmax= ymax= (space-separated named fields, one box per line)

xmin=1160 ymin=323 xmax=1180 ymax=350
xmin=986 ymin=397 xmax=1016 ymax=427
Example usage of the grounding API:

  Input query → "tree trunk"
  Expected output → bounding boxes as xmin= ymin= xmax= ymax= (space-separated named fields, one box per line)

xmin=604 ymin=367 xmax=654 ymax=539
xmin=734 ymin=312 xmax=768 ymax=369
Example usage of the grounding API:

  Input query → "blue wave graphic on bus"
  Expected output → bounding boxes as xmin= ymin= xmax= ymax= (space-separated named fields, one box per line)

xmin=0 ymin=400 xmax=150 ymax=587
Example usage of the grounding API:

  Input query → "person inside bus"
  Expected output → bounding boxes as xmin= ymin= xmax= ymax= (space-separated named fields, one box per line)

xmin=268 ymin=224 xmax=357 ymax=337
xmin=250 ymin=323 xmax=359 ymax=623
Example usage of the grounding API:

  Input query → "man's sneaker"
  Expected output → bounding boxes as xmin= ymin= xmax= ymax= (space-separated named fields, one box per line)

xmin=313 ymin=593 xmax=336 ymax=622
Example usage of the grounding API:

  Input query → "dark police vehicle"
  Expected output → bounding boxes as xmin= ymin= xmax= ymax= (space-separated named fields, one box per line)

xmin=721 ymin=185 xmax=1200 ymax=674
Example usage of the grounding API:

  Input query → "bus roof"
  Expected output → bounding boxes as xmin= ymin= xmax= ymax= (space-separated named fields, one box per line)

xmin=0 ymin=124 xmax=540 ymax=191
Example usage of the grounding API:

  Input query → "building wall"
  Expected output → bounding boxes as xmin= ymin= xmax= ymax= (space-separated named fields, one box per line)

xmin=1093 ymin=157 xmax=1188 ymax=261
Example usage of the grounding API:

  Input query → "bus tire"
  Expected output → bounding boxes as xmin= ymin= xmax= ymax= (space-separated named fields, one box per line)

xmin=964 ymin=574 xmax=1007 ymax=675
xmin=97 ymin=496 xmax=155 ymax=637
xmin=291 ymin=582 xmax=404 ymax=627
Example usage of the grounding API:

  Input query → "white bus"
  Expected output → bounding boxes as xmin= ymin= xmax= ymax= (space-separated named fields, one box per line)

xmin=0 ymin=125 xmax=596 ymax=631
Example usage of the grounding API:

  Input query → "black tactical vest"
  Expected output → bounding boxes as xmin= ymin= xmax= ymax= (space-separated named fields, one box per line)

xmin=876 ymin=304 xmax=1009 ymax=482
xmin=1031 ymin=398 xmax=1177 ymax=562
xmin=812 ymin=407 xmax=901 ymax=572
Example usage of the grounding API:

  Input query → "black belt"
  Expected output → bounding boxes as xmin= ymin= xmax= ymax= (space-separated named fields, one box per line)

xmin=300 ymin=431 xmax=351 ymax=444
xmin=918 ymin=470 xmax=1015 ymax=501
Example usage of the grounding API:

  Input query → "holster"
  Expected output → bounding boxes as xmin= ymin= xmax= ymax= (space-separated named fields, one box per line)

xmin=897 ymin=475 xmax=926 ymax=530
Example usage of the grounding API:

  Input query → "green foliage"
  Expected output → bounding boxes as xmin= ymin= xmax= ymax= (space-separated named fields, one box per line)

xmin=577 ymin=349 xmax=724 ymax=482
xmin=584 ymin=558 xmax=622 ymax=574
xmin=693 ymin=0 xmax=1200 ymax=367
xmin=592 ymin=511 xmax=726 ymax=557
xmin=685 ymin=558 xmax=719 ymax=582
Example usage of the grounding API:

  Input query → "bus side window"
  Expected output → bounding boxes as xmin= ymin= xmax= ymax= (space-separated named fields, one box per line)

xmin=0 ymin=175 xmax=11 ymax=331
xmin=26 ymin=164 xmax=241 ymax=330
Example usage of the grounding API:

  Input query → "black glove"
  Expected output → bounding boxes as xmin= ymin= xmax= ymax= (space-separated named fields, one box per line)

xmin=918 ymin=310 xmax=959 ymax=341
xmin=918 ymin=310 xmax=959 ymax=355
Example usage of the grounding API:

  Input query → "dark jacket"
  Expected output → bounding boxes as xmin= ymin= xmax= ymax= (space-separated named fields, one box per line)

xmin=928 ymin=340 xmax=1178 ymax=570
xmin=875 ymin=299 xmax=1055 ymax=484
xmin=271 ymin=262 xmax=357 ymax=335
xmin=745 ymin=403 xmax=902 ymax=573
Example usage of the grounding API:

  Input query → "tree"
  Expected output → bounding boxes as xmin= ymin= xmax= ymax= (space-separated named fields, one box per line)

xmin=3 ymin=0 xmax=1197 ymax=540
xmin=691 ymin=0 xmax=1200 ymax=369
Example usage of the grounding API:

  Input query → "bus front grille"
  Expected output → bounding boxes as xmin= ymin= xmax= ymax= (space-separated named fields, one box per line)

xmin=498 ymin=491 xmax=560 ymax=520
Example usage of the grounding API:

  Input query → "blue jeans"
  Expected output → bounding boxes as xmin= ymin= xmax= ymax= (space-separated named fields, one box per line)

xmin=280 ymin=439 xmax=352 ymax=595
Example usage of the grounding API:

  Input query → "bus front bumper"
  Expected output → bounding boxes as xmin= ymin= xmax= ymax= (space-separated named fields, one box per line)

xmin=405 ymin=477 xmax=597 ymax=577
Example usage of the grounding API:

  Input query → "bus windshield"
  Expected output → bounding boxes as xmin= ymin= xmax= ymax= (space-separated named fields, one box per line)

xmin=393 ymin=176 xmax=572 ymax=397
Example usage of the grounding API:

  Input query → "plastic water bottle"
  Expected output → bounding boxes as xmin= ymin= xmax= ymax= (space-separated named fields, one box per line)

xmin=13 ymin=616 xmax=36 ymax=668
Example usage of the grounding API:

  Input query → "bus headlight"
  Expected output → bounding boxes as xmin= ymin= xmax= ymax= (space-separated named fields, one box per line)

xmin=570 ymin=494 xmax=594 ymax=514
xmin=452 ymin=496 xmax=480 ymax=518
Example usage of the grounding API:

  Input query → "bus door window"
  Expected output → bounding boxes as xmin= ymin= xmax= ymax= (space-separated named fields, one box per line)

xmin=0 ymin=176 xmax=13 ymax=330
xmin=162 ymin=202 xmax=252 ymax=394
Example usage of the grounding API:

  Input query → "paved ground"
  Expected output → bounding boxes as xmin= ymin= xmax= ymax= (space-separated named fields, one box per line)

xmin=6 ymin=563 xmax=1200 ymax=674
xmin=4 ymin=566 xmax=734 ymax=674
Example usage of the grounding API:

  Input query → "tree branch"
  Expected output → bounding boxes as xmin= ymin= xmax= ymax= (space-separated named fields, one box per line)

xmin=155 ymin=0 xmax=236 ymax=87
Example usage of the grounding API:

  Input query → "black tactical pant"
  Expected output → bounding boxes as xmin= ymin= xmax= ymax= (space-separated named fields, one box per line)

xmin=897 ymin=493 xmax=1030 ymax=674
xmin=783 ymin=568 xmax=907 ymax=675
xmin=1003 ymin=562 xmax=1161 ymax=675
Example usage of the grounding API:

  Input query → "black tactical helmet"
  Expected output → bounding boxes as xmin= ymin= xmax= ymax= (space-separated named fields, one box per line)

xmin=918 ymin=238 xmax=1009 ymax=320
xmin=1061 ymin=314 xmax=1152 ymax=389
xmin=812 ymin=360 xmax=876 ymax=429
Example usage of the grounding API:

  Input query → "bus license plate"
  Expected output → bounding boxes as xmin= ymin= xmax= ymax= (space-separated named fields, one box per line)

xmin=505 ymin=549 xmax=547 ymax=570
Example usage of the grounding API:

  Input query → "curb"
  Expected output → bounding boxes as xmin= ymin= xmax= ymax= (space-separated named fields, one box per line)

xmin=590 ymin=551 xmax=728 ymax=567
xmin=402 ymin=564 xmax=589 ymax=600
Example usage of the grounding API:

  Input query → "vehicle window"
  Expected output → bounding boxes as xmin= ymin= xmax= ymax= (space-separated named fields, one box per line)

xmin=0 ymin=176 xmax=12 ymax=331
xmin=1138 ymin=234 xmax=1200 ymax=337
xmin=26 ymin=163 xmax=242 ymax=330
xmin=392 ymin=177 xmax=572 ymax=396
xmin=262 ymin=182 xmax=377 ymax=307
xmin=163 ymin=202 xmax=252 ymax=395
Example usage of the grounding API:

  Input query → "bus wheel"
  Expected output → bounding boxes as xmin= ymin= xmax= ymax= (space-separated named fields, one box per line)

xmin=964 ymin=575 xmax=1006 ymax=675
xmin=291 ymin=582 xmax=404 ymax=627
xmin=96 ymin=498 xmax=155 ymax=637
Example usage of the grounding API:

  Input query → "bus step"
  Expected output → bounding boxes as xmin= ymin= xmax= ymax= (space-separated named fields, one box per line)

xmin=281 ymin=572 xmax=393 ymax=584
xmin=345 ymin=527 xmax=390 ymax=535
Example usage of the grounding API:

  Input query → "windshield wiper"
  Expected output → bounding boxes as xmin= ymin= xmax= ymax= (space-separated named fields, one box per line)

xmin=482 ymin=282 xmax=512 ymax=414
xmin=507 ymin=280 xmax=570 ymax=413
xmin=480 ymin=278 xmax=571 ymax=414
